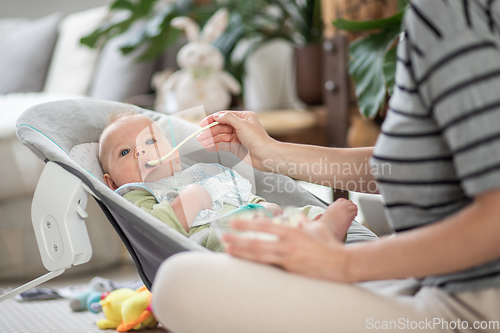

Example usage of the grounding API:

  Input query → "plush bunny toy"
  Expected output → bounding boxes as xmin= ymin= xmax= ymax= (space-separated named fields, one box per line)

xmin=162 ymin=8 xmax=241 ymax=114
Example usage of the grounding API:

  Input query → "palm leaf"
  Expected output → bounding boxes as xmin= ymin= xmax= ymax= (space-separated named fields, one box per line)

xmin=348 ymin=26 xmax=400 ymax=117
xmin=332 ymin=9 xmax=404 ymax=32
xmin=383 ymin=46 xmax=397 ymax=95
xmin=332 ymin=8 xmax=406 ymax=118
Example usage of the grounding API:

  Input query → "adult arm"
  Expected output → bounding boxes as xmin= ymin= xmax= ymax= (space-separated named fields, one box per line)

xmin=198 ymin=111 xmax=378 ymax=193
xmin=223 ymin=187 xmax=500 ymax=282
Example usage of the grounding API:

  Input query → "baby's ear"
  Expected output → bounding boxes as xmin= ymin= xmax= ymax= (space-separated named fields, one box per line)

xmin=103 ymin=173 xmax=118 ymax=191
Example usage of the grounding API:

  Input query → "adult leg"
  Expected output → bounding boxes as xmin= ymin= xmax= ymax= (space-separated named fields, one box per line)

xmin=152 ymin=252 xmax=438 ymax=333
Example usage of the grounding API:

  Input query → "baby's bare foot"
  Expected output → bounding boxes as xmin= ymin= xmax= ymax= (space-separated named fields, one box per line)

xmin=318 ymin=198 xmax=358 ymax=242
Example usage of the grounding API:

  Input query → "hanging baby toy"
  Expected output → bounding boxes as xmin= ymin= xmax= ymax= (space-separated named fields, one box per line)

xmin=162 ymin=8 xmax=241 ymax=114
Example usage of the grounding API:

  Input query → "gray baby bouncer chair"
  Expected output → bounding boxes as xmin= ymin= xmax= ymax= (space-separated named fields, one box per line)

xmin=0 ymin=99 xmax=376 ymax=301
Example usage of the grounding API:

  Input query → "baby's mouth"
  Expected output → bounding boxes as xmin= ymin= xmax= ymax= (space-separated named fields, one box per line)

xmin=144 ymin=162 xmax=155 ymax=169
xmin=141 ymin=160 xmax=157 ymax=171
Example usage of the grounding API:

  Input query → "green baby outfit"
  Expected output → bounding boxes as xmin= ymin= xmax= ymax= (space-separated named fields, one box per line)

xmin=124 ymin=189 xmax=324 ymax=252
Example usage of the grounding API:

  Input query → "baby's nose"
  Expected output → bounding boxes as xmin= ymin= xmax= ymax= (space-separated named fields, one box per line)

xmin=135 ymin=146 xmax=148 ymax=158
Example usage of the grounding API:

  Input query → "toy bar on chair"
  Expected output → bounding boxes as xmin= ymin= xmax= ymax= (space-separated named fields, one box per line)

xmin=0 ymin=162 xmax=94 ymax=302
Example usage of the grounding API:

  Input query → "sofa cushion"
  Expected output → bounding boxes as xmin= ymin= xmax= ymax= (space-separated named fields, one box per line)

xmin=0 ymin=92 xmax=85 ymax=200
xmin=0 ymin=13 xmax=61 ymax=94
xmin=89 ymin=19 xmax=158 ymax=102
xmin=43 ymin=7 xmax=108 ymax=96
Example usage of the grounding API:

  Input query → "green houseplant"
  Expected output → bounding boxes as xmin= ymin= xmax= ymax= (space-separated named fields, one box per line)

xmin=80 ymin=0 xmax=215 ymax=60
xmin=81 ymin=0 xmax=322 ymax=86
xmin=332 ymin=1 xmax=409 ymax=118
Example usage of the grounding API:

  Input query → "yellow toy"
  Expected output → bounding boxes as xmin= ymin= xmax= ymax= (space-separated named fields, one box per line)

xmin=96 ymin=286 xmax=158 ymax=332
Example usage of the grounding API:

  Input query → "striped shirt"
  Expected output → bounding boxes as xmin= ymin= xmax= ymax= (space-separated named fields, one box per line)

xmin=371 ymin=0 xmax=500 ymax=292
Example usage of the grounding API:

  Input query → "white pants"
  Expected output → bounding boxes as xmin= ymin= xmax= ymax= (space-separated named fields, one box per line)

xmin=152 ymin=252 xmax=500 ymax=333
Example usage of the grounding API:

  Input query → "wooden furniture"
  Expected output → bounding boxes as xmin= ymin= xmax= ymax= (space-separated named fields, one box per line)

xmin=256 ymin=107 xmax=329 ymax=146
xmin=322 ymin=34 xmax=349 ymax=148
xmin=257 ymin=109 xmax=317 ymax=136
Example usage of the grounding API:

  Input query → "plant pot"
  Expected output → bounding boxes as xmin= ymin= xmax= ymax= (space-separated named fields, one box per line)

xmin=295 ymin=42 xmax=323 ymax=105
xmin=243 ymin=39 xmax=300 ymax=111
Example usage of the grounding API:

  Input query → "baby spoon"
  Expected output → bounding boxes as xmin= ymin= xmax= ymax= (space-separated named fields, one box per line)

xmin=146 ymin=121 xmax=219 ymax=167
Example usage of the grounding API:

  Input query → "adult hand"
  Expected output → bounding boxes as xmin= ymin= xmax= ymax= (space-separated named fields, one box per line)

xmin=222 ymin=218 xmax=351 ymax=283
xmin=197 ymin=111 xmax=278 ymax=171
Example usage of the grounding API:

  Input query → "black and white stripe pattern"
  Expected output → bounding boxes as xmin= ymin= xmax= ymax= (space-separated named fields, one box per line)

xmin=371 ymin=0 xmax=500 ymax=291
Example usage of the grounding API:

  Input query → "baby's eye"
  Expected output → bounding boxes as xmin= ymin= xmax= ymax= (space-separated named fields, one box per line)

xmin=120 ymin=149 xmax=130 ymax=157
xmin=146 ymin=139 xmax=156 ymax=145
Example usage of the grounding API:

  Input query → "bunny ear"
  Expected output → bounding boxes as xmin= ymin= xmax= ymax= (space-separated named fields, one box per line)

xmin=200 ymin=8 xmax=229 ymax=43
xmin=171 ymin=17 xmax=200 ymax=42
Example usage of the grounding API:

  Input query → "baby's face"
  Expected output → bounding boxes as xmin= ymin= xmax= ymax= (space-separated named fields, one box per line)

xmin=100 ymin=115 xmax=181 ymax=190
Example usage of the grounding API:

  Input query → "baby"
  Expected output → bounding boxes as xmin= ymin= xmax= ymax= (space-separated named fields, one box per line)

xmin=99 ymin=112 xmax=357 ymax=251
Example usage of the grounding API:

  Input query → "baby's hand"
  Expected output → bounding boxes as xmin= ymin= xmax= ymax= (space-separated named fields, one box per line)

xmin=260 ymin=202 xmax=283 ymax=217
xmin=184 ymin=184 xmax=213 ymax=210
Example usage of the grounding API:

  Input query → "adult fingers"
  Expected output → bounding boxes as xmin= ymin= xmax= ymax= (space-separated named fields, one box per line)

xmin=211 ymin=112 xmax=246 ymax=132
xmin=199 ymin=113 xmax=222 ymax=127
xmin=198 ymin=133 xmax=236 ymax=148
xmin=304 ymin=221 xmax=336 ymax=243
xmin=226 ymin=245 xmax=284 ymax=265
xmin=199 ymin=111 xmax=247 ymax=127
xmin=229 ymin=219 xmax=296 ymax=239
xmin=197 ymin=123 xmax=234 ymax=142
xmin=222 ymin=234 xmax=284 ymax=251
xmin=223 ymin=235 xmax=289 ymax=264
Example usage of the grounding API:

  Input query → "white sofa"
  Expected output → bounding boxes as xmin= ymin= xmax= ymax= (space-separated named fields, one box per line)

xmin=0 ymin=7 xmax=160 ymax=280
